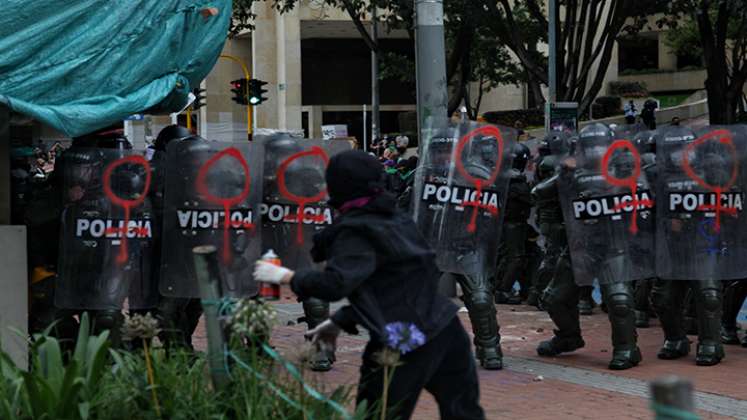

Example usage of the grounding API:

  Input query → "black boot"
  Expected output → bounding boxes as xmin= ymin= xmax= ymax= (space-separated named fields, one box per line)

xmin=302 ymin=298 xmax=334 ymax=372
xmin=494 ymin=291 xmax=511 ymax=304
xmin=721 ymin=324 xmax=740 ymax=345
xmin=476 ymin=344 xmax=503 ymax=370
xmin=496 ymin=290 xmax=522 ymax=305
xmin=695 ymin=342 xmax=724 ymax=366
xmin=458 ymin=275 xmax=503 ymax=370
xmin=578 ymin=286 xmax=595 ymax=316
xmin=578 ymin=300 xmax=594 ymax=315
xmin=604 ymin=285 xmax=642 ymax=370
xmin=657 ymin=338 xmax=690 ymax=360
xmin=609 ymin=347 xmax=642 ymax=370
xmin=526 ymin=288 xmax=540 ymax=307
xmin=537 ymin=331 xmax=585 ymax=356
xmin=693 ymin=282 xmax=724 ymax=367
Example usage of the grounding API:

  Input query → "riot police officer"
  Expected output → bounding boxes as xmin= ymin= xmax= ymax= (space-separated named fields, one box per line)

xmin=36 ymin=128 xmax=151 ymax=348
xmin=149 ymin=125 xmax=205 ymax=350
xmin=494 ymin=142 xmax=533 ymax=304
xmin=526 ymin=133 xmax=570 ymax=309
xmin=259 ymin=135 xmax=337 ymax=371
xmin=632 ymin=131 xmax=658 ymax=328
xmin=536 ymin=124 xmax=642 ymax=370
xmin=652 ymin=126 xmax=728 ymax=366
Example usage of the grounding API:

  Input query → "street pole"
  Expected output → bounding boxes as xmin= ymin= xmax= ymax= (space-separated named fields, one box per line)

xmin=546 ymin=0 xmax=557 ymax=131
xmin=371 ymin=7 xmax=381 ymax=147
xmin=199 ymin=79 xmax=208 ymax=139
xmin=363 ymin=103 xmax=368 ymax=152
xmin=548 ymin=0 xmax=557 ymax=103
xmin=415 ymin=0 xmax=448 ymax=150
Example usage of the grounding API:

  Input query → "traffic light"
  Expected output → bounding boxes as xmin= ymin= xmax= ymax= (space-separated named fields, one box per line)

xmin=230 ymin=78 xmax=248 ymax=105
xmin=248 ymin=78 xmax=269 ymax=105
xmin=192 ymin=87 xmax=206 ymax=110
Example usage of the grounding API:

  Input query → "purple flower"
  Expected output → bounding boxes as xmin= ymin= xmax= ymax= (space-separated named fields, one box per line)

xmin=384 ymin=322 xmax=426 ymax=354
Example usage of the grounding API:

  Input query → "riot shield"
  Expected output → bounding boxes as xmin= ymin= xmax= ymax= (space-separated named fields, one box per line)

xmin=412 ymin=118 xmax=515 ymax=277
xmin=558 ymin=123 xmax=656 ymax=287
xmin=56 ymin=148 xmax=156 ymax=310
xmin=159 ymin=138 xmax=263 ymax=298
xmin=656 ymin=125 xmax=747 ymax=281
xmin=256 ymin=135 xmax=351 ymax=269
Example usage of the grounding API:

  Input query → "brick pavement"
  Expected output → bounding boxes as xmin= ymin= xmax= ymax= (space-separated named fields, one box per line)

xmin=193 ymin=289 xmax=747 ymax=419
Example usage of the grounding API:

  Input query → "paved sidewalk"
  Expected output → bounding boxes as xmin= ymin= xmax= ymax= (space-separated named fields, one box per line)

xmin=194 ymin=290 xmax=747 ymax=419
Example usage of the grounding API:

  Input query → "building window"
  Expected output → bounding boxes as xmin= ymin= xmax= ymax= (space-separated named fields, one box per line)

xmin=618 ymin=35 xmax=659 ymax=74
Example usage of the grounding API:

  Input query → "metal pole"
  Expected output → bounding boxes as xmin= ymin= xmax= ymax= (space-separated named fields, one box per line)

xmin=199 ymin=79 xmax=208 ymax=139
xmin=650 ymin=376 xmax=696 ymax=420
xmin=548 ymin=0 xmax=557 ymax=103
xmin=363 ymin=103 xmax=368 ymax=152
xmin=414 ymin=0 xmax=448 ymax=151
xmin=193 ymin=245 xmax=230 ymax=390
xmin=371 ymin=7 xmax=381 ymax=145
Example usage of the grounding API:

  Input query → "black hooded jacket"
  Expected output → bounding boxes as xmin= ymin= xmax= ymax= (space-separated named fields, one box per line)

xmin=291 ymin=193 xmax=458 ymax=344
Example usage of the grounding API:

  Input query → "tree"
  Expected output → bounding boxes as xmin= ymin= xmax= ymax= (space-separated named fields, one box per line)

xmin=477 ymin=0 xmax=661 ymax=114
xmin=656 ymin=0 xmax=747 ymax=124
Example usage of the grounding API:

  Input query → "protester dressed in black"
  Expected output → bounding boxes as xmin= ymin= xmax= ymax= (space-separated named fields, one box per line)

xmin=254 ymin=150 xmax=484 ymax=420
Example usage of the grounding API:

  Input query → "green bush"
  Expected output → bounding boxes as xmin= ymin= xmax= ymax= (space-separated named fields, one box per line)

xmin=609 ymin=81 xmax=649 ymax=98
xmin=482 ymin=109 xmax=544 ymax=127
xmin=0 ymin=313 xmax=363 ymax=419
xmin=591 ymin=96 xmax=623 ymax=119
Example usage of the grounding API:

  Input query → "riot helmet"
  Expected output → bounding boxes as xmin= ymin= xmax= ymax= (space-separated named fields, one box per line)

xmin=578 ymin=123 xmax=613 ymax=165
xmin=633 ymin=131 xmax=656 ymax=155
xmin=60 ymin=148 xmax=105 ymax=202
xmin=539 ymin=131 xmax=571 ymax=156
xmin=511 ymin=142 xmax=530 ymax=172
xmin=154 ymin=125 xmax=192 ymax=152
xmin=261 ymin=135 xmax=306 ymax=200
xmin=661 ymin=126 xmax=696 ymax=168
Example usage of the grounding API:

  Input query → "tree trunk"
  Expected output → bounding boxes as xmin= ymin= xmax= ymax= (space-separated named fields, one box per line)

xmin=704 ymin=74 xmax=730 ymax=124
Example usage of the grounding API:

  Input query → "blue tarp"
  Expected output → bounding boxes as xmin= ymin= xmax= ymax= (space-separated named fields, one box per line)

xmin=0 ymin=0 xmax=231 ymax=137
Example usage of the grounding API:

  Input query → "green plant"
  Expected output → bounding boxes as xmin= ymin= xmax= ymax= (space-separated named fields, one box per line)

xmin=592 ymin=96 xmax=623 ymax=119
xmin=14 ymin=313 xmax=111 ymax=419
xmin=609 ymin=81 xmax=649 ymax=98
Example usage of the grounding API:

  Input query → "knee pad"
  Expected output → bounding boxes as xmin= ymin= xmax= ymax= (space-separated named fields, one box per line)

xmin=468 ymin=290 xmax=493 ymax=312
xmin=608 ymin=293 xmax=634 ymax=318
xmin=701 ymin=289 xmax=721 ymax=313
xmin=303 ymin=299 xmax=330 ymax=319
xmin=93 ymin=310 xmax=123 ymax=332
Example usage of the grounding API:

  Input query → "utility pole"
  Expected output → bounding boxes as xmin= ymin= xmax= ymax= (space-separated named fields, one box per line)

xmin=371 ymin=6 xmax=381 ymax=148
xmin=414 ymin=0 xmax=448 ymax=149
xmin=548 ymin=0 xmax=557 ymax=103
xmin=546 ymin=0 xmax=557 ymax=131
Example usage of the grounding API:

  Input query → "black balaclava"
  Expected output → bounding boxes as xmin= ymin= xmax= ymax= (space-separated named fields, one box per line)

xmin=326 ymin=150 xmax=385 ymax=208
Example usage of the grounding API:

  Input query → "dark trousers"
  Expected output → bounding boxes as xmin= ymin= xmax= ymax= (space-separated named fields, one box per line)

xmin=357 ymin=317 xmax=485 ymax=420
